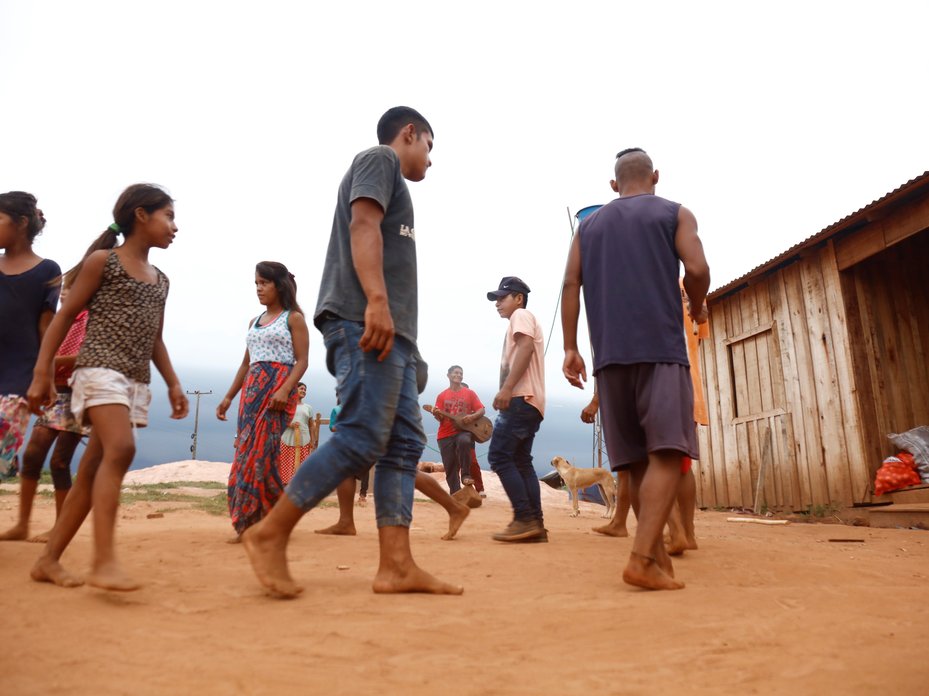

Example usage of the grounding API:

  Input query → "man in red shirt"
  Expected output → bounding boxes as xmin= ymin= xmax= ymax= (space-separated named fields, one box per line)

xmin=432 ymin=366 xmax=485 ymax=493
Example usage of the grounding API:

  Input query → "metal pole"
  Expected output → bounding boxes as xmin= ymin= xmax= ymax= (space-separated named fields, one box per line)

xmin=186 ymin=390 xmax=213 ymax=460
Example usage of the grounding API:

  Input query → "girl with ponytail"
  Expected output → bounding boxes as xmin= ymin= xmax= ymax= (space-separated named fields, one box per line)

xmin=27 ymin=183 xmax=189 ymax=592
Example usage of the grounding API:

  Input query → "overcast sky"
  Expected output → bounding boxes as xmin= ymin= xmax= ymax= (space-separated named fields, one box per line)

xmin=3 ymin=0 xmax=927 ymax=409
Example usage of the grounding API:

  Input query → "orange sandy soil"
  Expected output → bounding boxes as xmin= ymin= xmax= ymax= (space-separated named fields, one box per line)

xmin=1 ymin=474 xmax=928 ymax=696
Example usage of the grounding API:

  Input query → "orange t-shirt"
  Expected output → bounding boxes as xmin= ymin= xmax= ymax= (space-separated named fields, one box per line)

xmin=500 ymin=308 xmax=545 ymax=417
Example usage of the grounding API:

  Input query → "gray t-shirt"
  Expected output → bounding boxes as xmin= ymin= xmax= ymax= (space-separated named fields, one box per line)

xmin=314 ymin=146 xmax=418 ymax=343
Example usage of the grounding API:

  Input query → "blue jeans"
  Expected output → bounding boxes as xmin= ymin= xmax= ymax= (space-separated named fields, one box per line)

xmin=286 ymin=318 xmax=426 ymax=528
xmin=487 ymin=397 xmax=543 ymax=522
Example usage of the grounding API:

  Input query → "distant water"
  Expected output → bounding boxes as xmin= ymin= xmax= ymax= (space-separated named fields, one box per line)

xmin=43 ymin=367 xmax=603 ymax=478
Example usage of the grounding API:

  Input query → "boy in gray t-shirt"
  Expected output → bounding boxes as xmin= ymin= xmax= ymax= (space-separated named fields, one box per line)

xmin=242 ymin=107 xmax=463 ymax=599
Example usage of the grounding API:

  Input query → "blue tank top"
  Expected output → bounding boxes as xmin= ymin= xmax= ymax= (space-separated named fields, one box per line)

xmin=578 ymin=194 xmax=687 ymax=372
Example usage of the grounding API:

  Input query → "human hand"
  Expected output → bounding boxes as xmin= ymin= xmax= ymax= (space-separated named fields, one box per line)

xmin=216 ymin=397 xmax=232 ymax=421
xmin=493 ymin=387 xmax=513 ymax=411
xmin=562 ymin=349 xmax=587 ymax=389
xmin=269 ymin=387 xmax=289 ymax=411
xmin=359 ymin=298 xmax=395 ymax=361
xmin=580 ymin=398 xmax=598 ymax=424
xmin=169 ymin=384 xmax=189 ymax=419
xmin=26 ymin=375 xmax=55 ymax=416
xmin=687 ymin=299 xmax=709 ymax=325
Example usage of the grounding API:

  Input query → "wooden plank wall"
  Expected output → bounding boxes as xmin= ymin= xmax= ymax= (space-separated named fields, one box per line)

xmin=842 ymin=231 xmax=929 ymax=473
xmin=695 ymin=245 xmax=869 ymax=510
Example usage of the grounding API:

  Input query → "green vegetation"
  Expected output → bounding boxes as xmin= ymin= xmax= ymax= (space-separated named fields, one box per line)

xmin=801 ymin=502 xmax=843 ymax=518
xmin=1 ymin=477 xmax=340 ymax=516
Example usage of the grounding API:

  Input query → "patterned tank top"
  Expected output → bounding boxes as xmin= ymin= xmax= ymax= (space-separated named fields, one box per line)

xmin=75 ymin=251 xmax=169 ymax=384
xmin=247 ymin=310 xmax=295 ymax=365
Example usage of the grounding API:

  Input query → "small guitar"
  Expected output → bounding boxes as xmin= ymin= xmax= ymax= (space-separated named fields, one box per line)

xmin=423 ymin=404 xmax=494 ymax=443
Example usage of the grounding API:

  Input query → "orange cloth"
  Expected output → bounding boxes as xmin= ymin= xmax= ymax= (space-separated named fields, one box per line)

xmin=681 ymin=280 xmax=709 ymax=425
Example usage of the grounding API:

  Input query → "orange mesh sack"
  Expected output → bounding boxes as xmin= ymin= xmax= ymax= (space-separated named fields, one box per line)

xmin=874 ymin=453 xmax=922 ymax=496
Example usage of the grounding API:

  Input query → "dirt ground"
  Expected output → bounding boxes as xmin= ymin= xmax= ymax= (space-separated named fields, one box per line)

xmin=2 ymin=473 xmax=928 ymax=695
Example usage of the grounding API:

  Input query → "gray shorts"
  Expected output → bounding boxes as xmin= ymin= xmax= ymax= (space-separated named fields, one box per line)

xmin=597 ymin=363 xmax=698 ymax=470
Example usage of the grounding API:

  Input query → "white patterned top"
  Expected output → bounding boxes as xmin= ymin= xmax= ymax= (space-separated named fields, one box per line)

xmin=246 ymin=311 xmax=295 ymax=365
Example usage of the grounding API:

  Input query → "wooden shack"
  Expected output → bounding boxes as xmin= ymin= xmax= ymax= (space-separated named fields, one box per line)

xmin=695 ymin=172 xmax=929 ymax=511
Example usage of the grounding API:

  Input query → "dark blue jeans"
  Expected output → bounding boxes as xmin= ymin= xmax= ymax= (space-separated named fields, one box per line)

xmin=286 ymin=318 xmax=426 ymax=528
xmin=487 ymin=397 xmax=543 ymax=522
xmin=438 ymin=431 xmax=473 ymax=493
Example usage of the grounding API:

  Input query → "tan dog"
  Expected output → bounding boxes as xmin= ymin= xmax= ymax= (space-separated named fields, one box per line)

xmin=551 ymin=456 xmax=616 ymax=518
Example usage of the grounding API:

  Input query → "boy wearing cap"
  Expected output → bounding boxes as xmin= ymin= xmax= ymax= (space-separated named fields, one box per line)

xmin=486 ymin=277 xmax=547 ymax=542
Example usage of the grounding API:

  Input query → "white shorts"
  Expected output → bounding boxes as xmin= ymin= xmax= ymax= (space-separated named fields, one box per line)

xmin=70 ymin=367 xmax=151 ymax=427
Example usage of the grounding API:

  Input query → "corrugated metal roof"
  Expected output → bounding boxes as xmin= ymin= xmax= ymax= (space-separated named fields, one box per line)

xmin=708 ymin=171 xmax=929 ymax=301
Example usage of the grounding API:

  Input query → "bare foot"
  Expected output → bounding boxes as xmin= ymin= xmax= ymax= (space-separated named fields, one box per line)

xmin=685 ymin=535 xmax=699 ymax=551
xmin=441 ymin=501 xmax=470 ymax=541
xmin=356 ymin=496 xmax=367 ymax=507
xmin=86 ymin=560 xmax=141 ymax=592
xmin=592 ymin=523 xmax=629 ymax=537
xmin=372 ymin=562 xmax=463 ymax=595
xmin=0 ymin=523 xmax=28 ymax=541
xmin=314 ymin=522 xmax=356 ymax=536
xmin=31 ymin=556 xmax=84 ymax=588
xmin=666 ymin=535 xmax=689 ymax=556
xmin=241 ymin=524 xmax=304 ymax=599
xmin=28 ymin=529 xmax=53 ymax=543
xmin=622 ymin=552 xmax=684 ymax=591
xmin=654 ymin=544 xmax=676 ymax=578
xmin=226 ymin=534 xmax=242 ymax=544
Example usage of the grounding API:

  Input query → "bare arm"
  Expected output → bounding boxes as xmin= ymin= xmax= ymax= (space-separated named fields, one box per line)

xmin=350 ymin=197 xmax=393 ymax=361
xmin=494 ymin=333 xmax=534 ymax=411
xmin=268 ymin=311 xmax=310 ymax=410
xmin=26 ymin=251 xmax=106 ymax=414
xmin=217 ymin=320 xmax=254 ymax=421
xmin=580 ymin=389 xmax=599 ymax=424
xmin=152 ymin=316 xmax=189 ymax=420
xmin=561 ymin=232 xmax=587 ymax=389
xmin=675 ymin=206 xmax=710 ymax=323
xmin=461 ymin=400 xmax=486 ymax=425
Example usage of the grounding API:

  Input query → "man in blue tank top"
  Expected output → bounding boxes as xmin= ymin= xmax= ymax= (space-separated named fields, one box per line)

xmin=561 ymin=148 xmax=710 ymax=591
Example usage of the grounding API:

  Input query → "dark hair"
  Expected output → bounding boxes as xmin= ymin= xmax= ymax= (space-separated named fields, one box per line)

xmin=615 ymin=147 xmax=646 ymax=159
xmin=377 ymin=106 xmax=434 ymax=145
xmin=63 ymin=183 xmax=174 ymax=287
xmin=298 ymin=382 xmax=306 ymax=389
xmin=0 ymin=191 xmax=46 ymax=243
xmin=614 ymin=148 xmax=654 ymax=184
xmin=256 ymin=261 xmax=303 ymax=314
xmin=510 ymin=292 xmax=528 ymax=309
xmin=447 ymin=365 xmax=463 ymax=374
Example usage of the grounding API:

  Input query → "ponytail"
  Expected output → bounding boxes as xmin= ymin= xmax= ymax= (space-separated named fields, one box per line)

xmin=59 ymin=184 xmax=173 ymax=289
xmin=61 ymin=226 xmax=121 ymax=289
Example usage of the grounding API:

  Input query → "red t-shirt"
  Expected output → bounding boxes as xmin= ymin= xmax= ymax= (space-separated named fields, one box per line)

xmin=434 ymin=387 xmax=484 ymax=440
